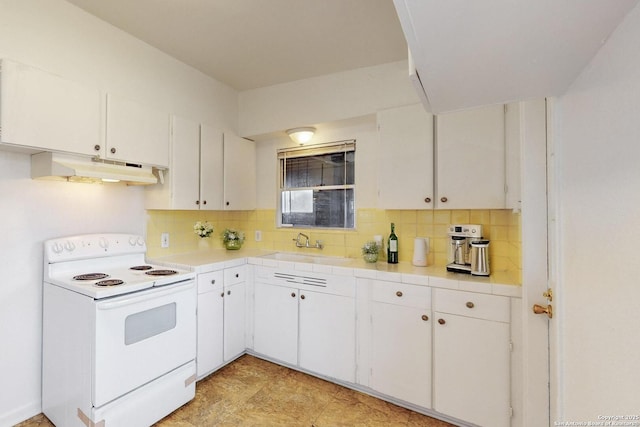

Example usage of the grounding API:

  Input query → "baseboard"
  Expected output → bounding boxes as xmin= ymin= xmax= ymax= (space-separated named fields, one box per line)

xmin=0 ymin=400 xmax=41 ymax=427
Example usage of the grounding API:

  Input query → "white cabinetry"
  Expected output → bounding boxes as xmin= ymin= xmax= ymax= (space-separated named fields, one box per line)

xmin=0 ymin=59 xmax=102 ymax=155
xmin=377 ymin=104 xmax=434 ymax=209
xmin=435 ymin=104 xmax=505 ymax=209
xmin=370 ymin=281 xmax=432 ymax=408
xmin=433 ymin=288 xmax=511 ymax=427
xmin=195 ymin=265 xmax=247 ymax=380
xmin=196 ymin=270 xmax=224 ymax=379
xmin=105 ymin=93 xmax=170 ymax=167
xmin=223 ymin=266 xmax=247 ymax=361
xmin=253 ymin=268 xmax=356 ymax=382
xmin=223 ymin=133 xmax=256 ymax=210
xmin=145 ymin=116 xmax=223 ymax=210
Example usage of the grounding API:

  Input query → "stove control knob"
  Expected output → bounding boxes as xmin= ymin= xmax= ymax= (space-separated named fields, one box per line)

xmin=52 ymin=242 xmax=64 ymax=254
xmin=64 ymin=241 xmax=76 ymax=252
xmin=128 ymin=236 xmax=137 ymax=246
xmin=136 ymin=237 xmax=145 ymax=246
xmin=99 ymin=237 xmax=109 ymax=250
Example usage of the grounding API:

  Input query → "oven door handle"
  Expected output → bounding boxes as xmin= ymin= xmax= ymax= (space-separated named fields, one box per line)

xmin=96 ymin=279 xmax=195 ymax=310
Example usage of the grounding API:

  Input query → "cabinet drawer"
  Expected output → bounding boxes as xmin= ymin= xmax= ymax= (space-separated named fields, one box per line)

xmin=433 ymin=289 xmax=509 ymax=322
xmin=372 ymin=281 xmax=431 ymax=309
xmin=197 ymin=270 xmax=223 ymax=294
xmin=224 ymin=265 xmax=246 ymax=285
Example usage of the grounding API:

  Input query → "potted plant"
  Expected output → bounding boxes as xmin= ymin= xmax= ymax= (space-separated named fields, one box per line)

xmin=222 ymin=228 xmax=245 ymax=250
xmin=361 ymin=240 xmax=380 ymax=263
xmin=193 ymin=221 xmax=214 ymax=238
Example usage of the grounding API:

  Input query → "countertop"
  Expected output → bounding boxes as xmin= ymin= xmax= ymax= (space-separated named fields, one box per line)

xmin=150 ymin=248 xmax=521 ymax=298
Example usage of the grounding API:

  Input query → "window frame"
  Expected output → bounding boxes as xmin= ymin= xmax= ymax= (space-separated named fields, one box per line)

xmin=277 ymin=140 xmax=356 ymax=230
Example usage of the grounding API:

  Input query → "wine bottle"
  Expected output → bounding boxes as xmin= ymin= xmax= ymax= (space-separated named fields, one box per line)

xmin=388 ymin=223 xmax=398 ymax=264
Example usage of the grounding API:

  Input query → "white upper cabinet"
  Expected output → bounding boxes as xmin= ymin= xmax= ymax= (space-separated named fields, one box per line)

xmin=105 ymin=93 xmax=170 ymax=167
xmin=377 ymin=104 xmax=434 ymax=209
xmin=435 ymin=104 xmax=506 ymax=209
xmin=145 ymin=117 xmax=223 ymax=210
xmin=0 ymin=59 xmax=102 ymax=156
xmin=223 ymin=133 xmax=256 ymax=210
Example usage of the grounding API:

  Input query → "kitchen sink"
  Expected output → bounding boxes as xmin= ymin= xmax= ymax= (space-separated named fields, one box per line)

xmin=261 ymin=252 xmax=352 ymax=266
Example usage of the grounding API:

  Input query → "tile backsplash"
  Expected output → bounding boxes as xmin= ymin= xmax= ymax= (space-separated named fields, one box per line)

xmin=146 ymin=208 xmax=521 ymax=283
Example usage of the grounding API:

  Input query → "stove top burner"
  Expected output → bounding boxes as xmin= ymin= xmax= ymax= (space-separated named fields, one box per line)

xmin=74 ymin=273 xmax=109 ymax=281
xmin=95 ymin=279 xmax=125 ymax=287
xmin=130 ymin=265 xmax=153 ymax=271
xmin=145 ymin=269 xmax=178 ymax=276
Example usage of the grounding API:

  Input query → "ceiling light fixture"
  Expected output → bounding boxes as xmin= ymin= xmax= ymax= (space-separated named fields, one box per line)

xmin=286 ymin=127 xmax=316 ymax=145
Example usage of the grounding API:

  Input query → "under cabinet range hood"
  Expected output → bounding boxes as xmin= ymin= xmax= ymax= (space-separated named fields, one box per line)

xmin=31 ymin=152 xmax=158 ymax=185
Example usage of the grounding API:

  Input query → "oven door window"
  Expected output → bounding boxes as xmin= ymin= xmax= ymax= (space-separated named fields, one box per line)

xmin=124 ymin=303 xmax=176 ymax=345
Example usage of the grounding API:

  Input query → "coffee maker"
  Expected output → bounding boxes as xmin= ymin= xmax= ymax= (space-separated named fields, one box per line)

xmin=446 ymin=224 xmax=484 ymax=274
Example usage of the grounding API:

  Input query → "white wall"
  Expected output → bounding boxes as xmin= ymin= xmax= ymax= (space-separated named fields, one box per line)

xmin=239 ymin=60 xmax=419 ymax=137
xmin=555 ymin=2 xmax=640 ymax=421
xmin=0 ymin=1 xmax=237 ymax=425
xmin=255 ymin=115 xmax=379 ymax=209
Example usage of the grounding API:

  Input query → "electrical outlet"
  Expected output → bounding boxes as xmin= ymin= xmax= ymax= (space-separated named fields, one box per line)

xmin=161 ymin=232 xmax=169 ymax=248
xmin=255 ymin=230 xmax=262 ymax=242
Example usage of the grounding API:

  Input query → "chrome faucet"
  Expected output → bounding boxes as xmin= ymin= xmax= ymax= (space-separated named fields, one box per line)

xmin=293 ymin=233 xmax=323 ymax=249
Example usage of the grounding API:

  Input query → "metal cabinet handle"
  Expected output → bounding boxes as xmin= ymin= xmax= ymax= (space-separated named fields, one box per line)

xmin=220 ymin=292 xmax=224 ymax=297
xmin=211 ymin=279 xmax=215 ymax=284
xmin=94 ymin=144 xmax=101 ymax=151
xmin=396 ymin=291 xmax=403 ymax=297
xmin=466 ymin=301 xmax=475 ymax=309
xmin=110 ymin=147 xmax=116 ymax=154
xmin=203 ymin=200 xmax=207 ymax=205
xmin=438 ymin=318 xmax=446 ymax=325
xmin=226 ymin=201 xmax=230 ymax=206
xmin=424 ymin=197 xmax=431 ymax=203
xmin=300 ymin=294 xmax=306 ymax=300
xmin=227 ymin=290 xmax=231 ymax=295
xmin=291 ymin=292 xmax=296 ymax=298
xmin=196 ymin=200 xmax=200 ymax=205
xmin=235 ymin=273 xmax=239 ymax=278
xmin=440 ymin=197 xmax=448 ymax=203
xmin=421 ymin=315 xmax=429 ymax=321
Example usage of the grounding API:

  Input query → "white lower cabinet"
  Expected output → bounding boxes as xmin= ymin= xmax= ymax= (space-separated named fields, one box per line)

xmin=298 ymin=290 xmax=355 ymax=383
xmin=196 ymin=271 xmax=224 ymax=379
xmin=196 ymin=265 xmax=247 ymax=379
xmin=370 ymin=281 xmax=432 ymax=408
xmin=433 ymin=288 xmax=511 ymax=427
xmin=253 ymin=269 xmax=356 ymax=383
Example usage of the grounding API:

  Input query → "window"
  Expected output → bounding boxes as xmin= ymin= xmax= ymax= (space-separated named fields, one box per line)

xmin=278 ymin=140 xmax=355 ymax=229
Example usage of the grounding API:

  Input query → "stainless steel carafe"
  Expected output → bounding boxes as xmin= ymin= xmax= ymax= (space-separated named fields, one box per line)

xmin=470 ymin=240 xmax=490 ymax=276
xmin=452 ymin=236 xmax=467 ymax=265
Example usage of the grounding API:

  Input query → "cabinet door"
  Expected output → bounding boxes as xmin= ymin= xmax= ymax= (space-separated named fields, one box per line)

xmin=253 ymin=283 xmax=298 ymax=365
xmin=299 ymin=290 xmax=356 ymax=383
xmin=106 ymin=93 xmax=170 ymax=167
xmin=0 ymin=59 xmax=102 ymax=156
xmin=433 ymin=312 xmax=510 ymax=427
xmin=223 ymin=281 xmax=246 ymax=362
xmin=200 ymin=124 xmax=224 ymax=210
xmin=377 ymin=104 xmax=434 ymax=209
xmin=370 ymin=302 xmax=432 ymax=408
xmin=435 ymin=104 xmax=505 ymax=209
xmin=223 ymin=133 xmax=256 ymax=210
xmin=196 ymin=274 xmax=224 ymax=379
xmin=170 ymin=116 xmax=201 ymax=209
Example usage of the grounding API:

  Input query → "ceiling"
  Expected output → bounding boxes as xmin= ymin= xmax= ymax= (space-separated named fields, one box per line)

xmin=64 ymin=0 xmax=408 ymax=91
xmin=64 ymin=0 xmax=640 ymax=112
xmin=396 ymin=0 xmax=640 ymax=112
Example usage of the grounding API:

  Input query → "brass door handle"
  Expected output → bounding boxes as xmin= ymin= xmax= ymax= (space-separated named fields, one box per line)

xmin=533 ymin=304 xmax=553 ymax=319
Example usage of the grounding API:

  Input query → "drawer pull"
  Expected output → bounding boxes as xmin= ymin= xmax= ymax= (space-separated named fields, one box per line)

xmin=438 ymin=318 xmax=446 ymax=325
xmin=211 ymin=279 xmax=215 ymax=284
xmin=396 ymin=291 xmax=403 ymax=297
xmin=421 ymin=314 xmax=429 ymax=321
xmin=227 ymin=290 xmax=231 ymax=296
xmin=291 ymin=292 xmax=296 ymax=298
xmin=466 ymin=301 xmax=475 ymax=309
xmin=220 ymin=292 xmax=224 ymax=298
xmin=235 ymin=273 xmax=239 ymax=278
xmin=300 ymin=294 xmax=306 ymax=300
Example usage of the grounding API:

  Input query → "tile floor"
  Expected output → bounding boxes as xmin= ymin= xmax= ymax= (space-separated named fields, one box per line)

xmin=17 ymin=355 xmax=455 ymax=427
